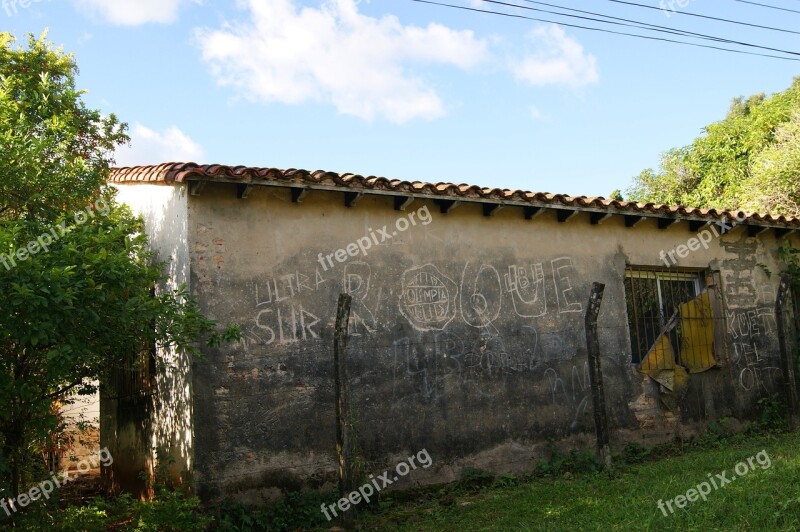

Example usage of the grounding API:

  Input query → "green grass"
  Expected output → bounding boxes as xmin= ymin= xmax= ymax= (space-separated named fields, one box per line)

xmin=7 ymin=429 xmax=800 ymax=530
xmin=358 ymin=431 xmax=800 ymax=531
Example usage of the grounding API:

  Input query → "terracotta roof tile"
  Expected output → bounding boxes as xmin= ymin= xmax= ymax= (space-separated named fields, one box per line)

xmin=108 ymin=162 xmax=800 ymax=229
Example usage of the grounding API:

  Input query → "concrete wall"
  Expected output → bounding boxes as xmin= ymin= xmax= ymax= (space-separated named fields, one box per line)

xmin=60 ymin=384 xmax=100 ymax=468
xmin=105 ymin=183 xmax=191 ymax=495
xmin=185 ymin=182 xmax=793 ymax=503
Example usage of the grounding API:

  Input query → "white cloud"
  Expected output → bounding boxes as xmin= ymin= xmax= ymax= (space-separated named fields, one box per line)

xmin=114 ymin=123 xmax=204 ymax=167
xmin=194 ymin=0 xmax=489 ymax=123
xmin=73 ymin=0 xmax=200 ymax=25
xmin=511 ymin=25 xmax=598 ymax=88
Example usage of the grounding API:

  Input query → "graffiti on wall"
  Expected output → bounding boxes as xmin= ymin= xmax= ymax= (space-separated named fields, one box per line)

xmin=238 ymin=256 xmax=589 ymax=412
xmin=239 ymin=253 xmax=786 ymax=411
xmin=245 ymin=257 xmax=584 ymax=345
xmin=727 ymin=306 xmax=782 ymax=392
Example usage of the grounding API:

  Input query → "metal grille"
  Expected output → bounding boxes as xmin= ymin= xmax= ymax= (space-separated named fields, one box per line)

xmin=108 ymin=347 xmax=156 ymax=400
xmin=624 ymin=268 xmax=704 ymax=366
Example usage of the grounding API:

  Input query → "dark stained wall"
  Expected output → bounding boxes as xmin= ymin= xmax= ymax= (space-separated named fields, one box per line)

xmin=182 ymin=182 xmax=790 ymax=502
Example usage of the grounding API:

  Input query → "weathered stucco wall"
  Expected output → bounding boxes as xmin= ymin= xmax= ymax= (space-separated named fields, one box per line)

xmin=182 ymin=183 xmax=791 ymax=502
xmin=105 ymin=183 xmax=192 ymax=495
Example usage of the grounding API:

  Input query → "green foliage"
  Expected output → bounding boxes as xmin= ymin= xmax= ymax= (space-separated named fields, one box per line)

xmin=779 ymin=239 xmax=800 ymax=285
xmin=52 ymin=504 xmax=110 ymax=531
xmin=691 ymin=422 xmax=728 ymax=449
xmin=14 ymin=422 xmax=791 ymax=531
xmin=492 ymin=473 xmax=519 ymax=488
xmin=775 ymin=496 xmax=800 ymax=528
xmin=756 ymin=393 xmax=786 ymax=431
xmin=745 ymin=110 xmax=800 ymax=217
xmin=14 ymin=487 xmax=330 ymax=532
xmin=757 ymin=262 xmax=772 ymax=279
xmin=128 ymin=490 xmax=213 ymax=532
xmin=12 ymin=447 xmax=213 ymax=531
xmin=215 ymin=491 xmax=331 ymax=532
xmin=626 ymin=77 xmax=800 ymax=216
xmin=534 ymin=443 xmax=600 ymax=477
xmin=0 ymin=196 xmax=238 ymax=496
xmin=127 ymin=451 xmax=213 ymax=532
xmin=0 ymin=32 xmax=128 ymax=222
xmin=12 ymin=490 xmax=212 ymax=531
xmin=620 ymin=441 xmax=651 ymax=464
xmin=359 ymin=430 xmax=800 ymax=531
xmin=0 ymin=32 xmax=240 ymax=499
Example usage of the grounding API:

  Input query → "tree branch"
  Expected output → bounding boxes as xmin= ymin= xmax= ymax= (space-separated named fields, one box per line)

xmin=42 ymin=380 xmax=84 ymax=401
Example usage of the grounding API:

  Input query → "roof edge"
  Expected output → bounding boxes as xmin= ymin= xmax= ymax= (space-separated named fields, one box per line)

xmin=108 ymin=162 xmax=800 ymax=228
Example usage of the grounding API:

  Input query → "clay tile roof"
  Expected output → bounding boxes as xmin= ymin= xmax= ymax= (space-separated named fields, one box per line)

xmin=108 ymin=162 xmax=800 ymax=229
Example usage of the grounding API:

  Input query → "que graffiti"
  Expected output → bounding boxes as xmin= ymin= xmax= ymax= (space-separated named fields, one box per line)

xmin=398 ymin=257 xmax=584 ymax=333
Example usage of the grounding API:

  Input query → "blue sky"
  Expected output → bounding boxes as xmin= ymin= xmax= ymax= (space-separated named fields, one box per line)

xmin=2 ymin=0 xmax=798 ymax=198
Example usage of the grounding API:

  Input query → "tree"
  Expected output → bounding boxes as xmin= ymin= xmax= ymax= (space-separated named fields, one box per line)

xmin=0 ymin=33 xmax=238 ymax=500
xmin=743 ymin=110 xmax=800 ymax=218
xmin=0 ymin=32 xmax=125 ymax=222
xmin=626 ymin=78 xmax=800 ymax=216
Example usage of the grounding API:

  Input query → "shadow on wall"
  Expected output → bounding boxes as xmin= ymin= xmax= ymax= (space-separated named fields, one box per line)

xmin=100 ymin=184 xmax=194 ymax=498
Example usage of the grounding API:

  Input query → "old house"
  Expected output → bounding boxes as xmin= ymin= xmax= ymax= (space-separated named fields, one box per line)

xmin=106 ymin=162 xmax=799 ymax=501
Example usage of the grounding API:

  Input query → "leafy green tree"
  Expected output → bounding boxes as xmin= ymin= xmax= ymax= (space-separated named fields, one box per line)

xmin=626 ymin=78 xmax=800 ymax=216
xmin=0 ymin=32 xmax=125 ymax=222
xmin=743 ymin=110 xmax=800 ymax=218
xmin=0 ymin=33 xmax=238 ymax=500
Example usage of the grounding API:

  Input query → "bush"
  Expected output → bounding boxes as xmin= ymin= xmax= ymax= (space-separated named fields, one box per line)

xmin=620 ymin=442 xmax=651 ymax=464
xmin=757 ymin=393 xmax=787 ymax=431
xmin=535 ymin=444 xmax=600 ymax=477
xmin=128 ymin=490 xmax=213 ymax=531
xmin=215 ymin=490 xmax=331 ymax=532
xmin=9 ymin=489 xmax=211 ymax=531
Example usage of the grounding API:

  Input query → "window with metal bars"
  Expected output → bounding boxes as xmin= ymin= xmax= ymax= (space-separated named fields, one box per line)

xmin=108 ymin=345 xmax=157 ymax=400
xmin=624 ymin=268 xmax=704 ymax=365
xmin=108 ymin=287 xmax=158 ymax=401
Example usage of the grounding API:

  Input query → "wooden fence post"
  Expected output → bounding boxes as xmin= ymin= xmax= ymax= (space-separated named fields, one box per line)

xmin=775 ymin=274 xmax=798 ymax=429
xmin=334 ymin=293 xmax=354 ymax=526
xmin=585 ymin=282 xmax=612 ymax=469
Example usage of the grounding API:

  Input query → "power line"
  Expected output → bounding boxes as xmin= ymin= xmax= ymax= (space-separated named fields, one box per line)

xmin=511 ymin=0 xmax=743 ymax=43
xmin=607 ymin=0 xmax=800 ymax=35
xmin=519 ymin=0 xmax=793 ymax=46
xmin=733 ymin=0 xmax=800 ymax=15
xmin=509 ymin=0 xmax=717 ymax=39
xmin=491 ymin=0 xmax=800 ymax=57
xmin=410 ymin=0 xmax=800 ymax=61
